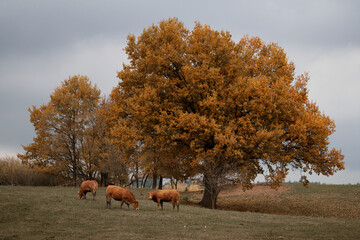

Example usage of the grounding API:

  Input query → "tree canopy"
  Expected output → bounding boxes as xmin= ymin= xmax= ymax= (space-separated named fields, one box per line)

xmin=18 ymin=18 xmax=344 ymax=208
xmin=18 ymin=75 xmax=102 ymax=186
xmin=107 ymin=18 xmax=344 ymax=208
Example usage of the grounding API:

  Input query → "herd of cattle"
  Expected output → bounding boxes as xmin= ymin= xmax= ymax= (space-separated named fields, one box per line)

xmin=77 ymin=180 xmax=180 ymax=211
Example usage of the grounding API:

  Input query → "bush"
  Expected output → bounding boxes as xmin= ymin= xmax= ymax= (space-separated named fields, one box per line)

xmin=0 ymin=156 xmax=56 ymax=186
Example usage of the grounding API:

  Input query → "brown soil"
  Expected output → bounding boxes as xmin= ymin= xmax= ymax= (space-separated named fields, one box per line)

xmin=219 ymin=184 xmax=290 ymax=197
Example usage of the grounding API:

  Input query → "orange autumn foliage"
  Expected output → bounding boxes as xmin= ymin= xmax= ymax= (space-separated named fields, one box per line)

xmin=18 ymin=75 xmax=101 ymax=186
xmin=106 ymin=18 xmax=344 ymax=208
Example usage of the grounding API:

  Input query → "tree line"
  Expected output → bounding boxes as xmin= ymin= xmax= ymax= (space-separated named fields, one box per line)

xmin=17 ymin=18 xmax=345 ymax=209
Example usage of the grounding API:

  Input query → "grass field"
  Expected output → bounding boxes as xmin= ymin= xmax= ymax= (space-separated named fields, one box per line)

xmin=186 ymin=183 xmax=360 ymax=219
xmin=1 ymin=185 xmax=359 ymax=239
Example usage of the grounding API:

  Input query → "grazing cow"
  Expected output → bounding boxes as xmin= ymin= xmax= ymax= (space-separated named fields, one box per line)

xmin=106 ymin=185 xmax=139 ymax=210
xmin=78 ymin=180 xmax=98 ymax=200
xmin=148 ymin=189 xmax=180 ymax=211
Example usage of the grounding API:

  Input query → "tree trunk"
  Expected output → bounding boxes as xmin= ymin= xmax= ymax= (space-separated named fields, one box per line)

xmin=200 ymin=187 xmax=213 ymax=208
xmin=152 ymin=173 xmax=157 ymax=189
xmin=142 ymin=174 xmax=149 ymax=188
xmin=100 ymin=172 xmax=108 ymax=187
xmin=170 ymin=177 xmax=177 ymax=189
xmin=199 ymin=178 xmax=219 ymax=209
xmin=72 ymin=137 xmax=78 ymax=187
xmin=170 ymin=178 xmax=174 ymax=189
xmin=135 ymin=164 xmax=139 ymax=188
xmin=73 ymin=159 xmax=77 ymax=187
xmin=158 ymin=176 xmax=163 ymax=189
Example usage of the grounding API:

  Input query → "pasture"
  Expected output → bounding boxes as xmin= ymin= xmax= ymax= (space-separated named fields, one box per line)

xmin=186 ymin=183 xmax=360 ymax=219
xmin=0 ymin=184 xmax=359 ymax=239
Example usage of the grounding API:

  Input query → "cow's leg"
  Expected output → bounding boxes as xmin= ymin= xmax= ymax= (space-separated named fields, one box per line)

xmin=175 ymin=199 xmax=179 ymax=212
xmin=160 ymin=201 xmax=164 ymax=210
xmin=84 ymin=192 xmax=87 ymax=199
xmin=106 ymin=197 xmax=111 ymax=209
xmin=157 ymin=199 xmax=161 ymax=210
xmin=121 ymin=202 xmax=124 ymax=208
xmin=92 ymin=190 xmax=96 ymax=200
xmin=172 ymin=200 xmax=176 ymax=211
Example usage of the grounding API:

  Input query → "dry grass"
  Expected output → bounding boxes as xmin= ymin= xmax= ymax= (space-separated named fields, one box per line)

xmin=1 ymin=185 xmax=359 ymax=239
xmin=186 ymin=183 xmax=360 ymax=219
xmin=0 ymin=157 xmax=56 ymax=186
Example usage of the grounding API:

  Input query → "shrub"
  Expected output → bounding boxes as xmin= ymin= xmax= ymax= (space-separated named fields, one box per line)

xmin=0 ymin=156 xmax=56 ymax=186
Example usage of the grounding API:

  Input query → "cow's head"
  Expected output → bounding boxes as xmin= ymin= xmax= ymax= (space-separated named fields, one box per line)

xmin=78 ymin=191 xmax=83 ymax=199
xmin=133 ymin=200 xmax=139 ymax=210
xmin=147 ymin=192 xmax=153 ymax=199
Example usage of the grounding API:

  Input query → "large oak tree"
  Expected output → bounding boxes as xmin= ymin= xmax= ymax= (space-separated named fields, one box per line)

xmin=107 ymin=18 xmax=345 ymax=208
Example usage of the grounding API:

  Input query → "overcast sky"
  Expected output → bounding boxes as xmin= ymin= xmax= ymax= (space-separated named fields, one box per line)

xmin=1 ymin=0 xmax=359 ymax=184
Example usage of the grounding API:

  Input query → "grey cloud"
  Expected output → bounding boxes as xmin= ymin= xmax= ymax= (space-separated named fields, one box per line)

xmin=0 ymin=0 xmax=359 ymax=183
xmin=1 ymin=0 xmax=359 ymax=60
xmin=331 ymin=120 xmax=360 ymax=170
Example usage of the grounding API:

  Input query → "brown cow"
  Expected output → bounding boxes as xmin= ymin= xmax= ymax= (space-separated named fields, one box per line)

xmin=148 ymin=189 xmax=180 ymax=211
xmin=78 ymin=180 xmax=98 ymax=200
xmin=106 ymin=185 xmax=139 ymax=210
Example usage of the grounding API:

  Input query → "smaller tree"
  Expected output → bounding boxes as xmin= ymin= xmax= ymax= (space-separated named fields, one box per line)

xmin=18 ymin=75 xmax=101 ymax=186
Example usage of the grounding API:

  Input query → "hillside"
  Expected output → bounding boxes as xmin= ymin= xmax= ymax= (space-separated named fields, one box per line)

xmin=184 ymin=183 xmax=360 ymax=218
xmin=1 ymin=185 xmax=359 ymax=239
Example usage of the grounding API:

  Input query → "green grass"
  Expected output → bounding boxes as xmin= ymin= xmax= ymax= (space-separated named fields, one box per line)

xmin=1 ymin=185 xmax=359 ymax=239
